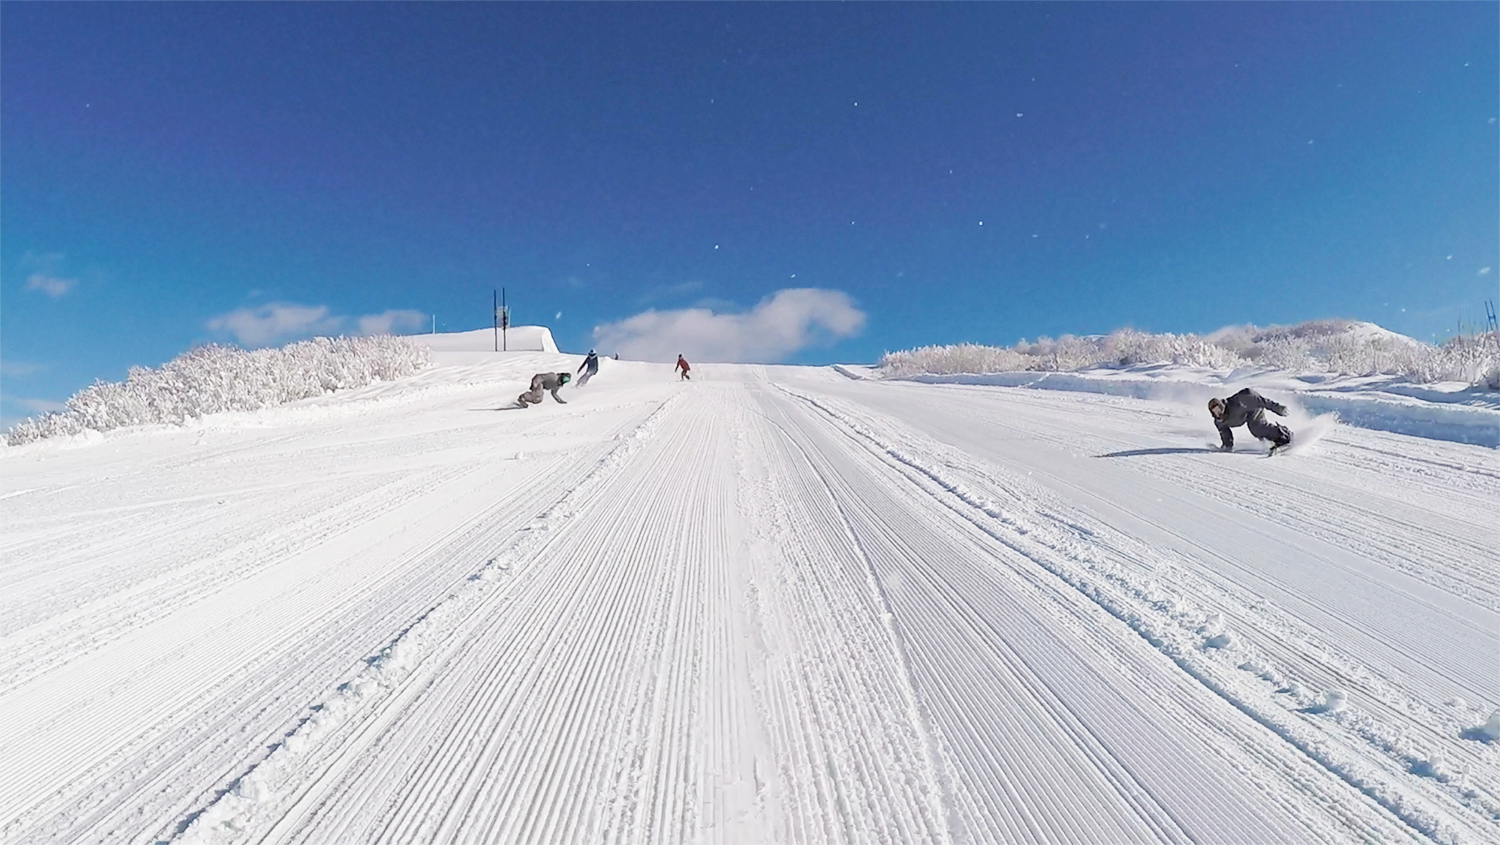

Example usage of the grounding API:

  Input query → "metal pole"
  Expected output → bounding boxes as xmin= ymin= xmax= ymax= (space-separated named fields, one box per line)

xmin=493 ymin=289 xmax=498 ymax=352
xmin=503 ymin=287 xmax=508 ymax=352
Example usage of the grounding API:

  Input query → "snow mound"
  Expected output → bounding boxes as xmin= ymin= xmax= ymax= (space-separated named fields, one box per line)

xmin=1462 ymin=710 xmax=1500 ymax=743
xmin=411 ymin=326 xmax=559 ymax=364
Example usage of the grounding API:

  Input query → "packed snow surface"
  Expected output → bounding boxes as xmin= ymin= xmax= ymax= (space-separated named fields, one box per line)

xmin=2 ymin=350 xmax=1497 ymax=844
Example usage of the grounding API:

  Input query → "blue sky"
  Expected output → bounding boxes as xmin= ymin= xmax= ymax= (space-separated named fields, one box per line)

xmin=3 ymin=2 xmax=1496 ymax=423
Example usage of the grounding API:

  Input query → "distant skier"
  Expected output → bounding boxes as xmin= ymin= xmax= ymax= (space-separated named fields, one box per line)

xmin=676 ymin=354 xmax=691 ymax=381
xmin=517 ymin=372 xmax=571 ymax=407
xmin=577 ymin=350 xmax=600 ymax=386
xmin=1208 ymin=388 xmax=1292 ymax=452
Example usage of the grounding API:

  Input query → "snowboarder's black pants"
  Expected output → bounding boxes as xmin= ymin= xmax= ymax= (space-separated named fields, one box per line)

xmin=1246 ymin=413 xmax=1291 ymax=447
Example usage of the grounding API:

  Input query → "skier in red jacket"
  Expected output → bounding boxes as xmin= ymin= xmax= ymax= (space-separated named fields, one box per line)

xmin=675 ymin=355 xmax=691 ymax=381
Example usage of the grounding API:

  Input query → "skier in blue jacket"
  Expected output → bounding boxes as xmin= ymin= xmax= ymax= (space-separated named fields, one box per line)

xmin=577 ymin=350 xmax=600 ymax=386
xmin=1208 ymin=388 xmax=1292 ymax=452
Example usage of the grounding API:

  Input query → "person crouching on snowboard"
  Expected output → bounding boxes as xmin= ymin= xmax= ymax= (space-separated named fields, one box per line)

xmin=518 ymin=372 xmax=570 ymax=406
xmin=1208 ymin=388 xmax=1291 ymax=452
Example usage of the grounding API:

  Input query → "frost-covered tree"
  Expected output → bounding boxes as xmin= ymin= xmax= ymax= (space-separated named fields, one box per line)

xmin=6 ymin=335 xmax=431 ymax=445
xmin=877 ymin=320 xmax=1499 ymax=387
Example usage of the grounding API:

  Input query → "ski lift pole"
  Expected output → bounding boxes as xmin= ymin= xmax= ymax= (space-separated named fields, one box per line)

xmin=501 ymin=287 xmax=509 ymax=352
xmin=493 ymin=289 xmax=499 ymax=352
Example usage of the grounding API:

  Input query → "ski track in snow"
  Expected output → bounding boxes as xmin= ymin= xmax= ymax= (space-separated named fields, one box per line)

xmin=1 ymin=358 xmax=1495 ymax=844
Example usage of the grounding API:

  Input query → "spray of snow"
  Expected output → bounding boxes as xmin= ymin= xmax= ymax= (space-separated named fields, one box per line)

xmin=1280 ymin=405 xmax=1341 ymax=453
xmin=1310 ymin=689 xmax=1349 ymax=714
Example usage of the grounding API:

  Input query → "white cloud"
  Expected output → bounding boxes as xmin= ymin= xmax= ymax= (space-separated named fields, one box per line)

xmin=26 ymin=274 xmax=77 ymax=297
xmin=19 ymin=252 xmax=77 ymax=297
xmin=208 ymin=302 xmax=430 ymax=346
xmin=593 ymin=288 xmax=865 ymax=363
xmin=0 ymin=360 xmax=44 ymax=377
xmin=356 ymin=309 xmax=427 ymax=336
xmin=208 ymin=303 xmax=342 ymax=346
xmin=1480 ymin=267 xmax=1492 ymax=275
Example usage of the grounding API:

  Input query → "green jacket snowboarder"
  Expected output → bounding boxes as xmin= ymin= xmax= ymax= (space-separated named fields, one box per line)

xmin=518 ymin=372 xmax=570 ymax=406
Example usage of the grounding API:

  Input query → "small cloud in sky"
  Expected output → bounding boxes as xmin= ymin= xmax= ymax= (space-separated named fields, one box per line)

xmin=209 ymin=303 xmax=341 ymax=346
xmin=1480 ymin=267 xmax=1492 ymax=275
xmin=18 ymin=252 xmax=77 ymax=296
xmin=25 ymin=274 xmax=77 ymax=297
xmin=592 ymin=287 xmax=865 ymax=363
xmin=356 ymin=309 xmax=426 ymax=336
xmin=0 ymin=360 xmax=45 ymax=377
xmin=555 ymin=311 xmax=563 ymax=320
xmin=208 ymin=302 xmax=427 ymax=346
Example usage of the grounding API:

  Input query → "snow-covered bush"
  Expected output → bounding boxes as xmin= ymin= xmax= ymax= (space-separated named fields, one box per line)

xmin=880 ymin=329 xmax=1243 ymax=375
xmin=877 ymin=319 xmax=1500 ymax=387
xmin=1013 ymin=334 xmax=1105 ymax=371
xmin=1421 ymin=332 xmax=1500 ymax=387
xmin=1320 ymin=333 xmax=1422 ymax=377
xmin=878 ymin=343 xmax=1031 ymax=377
xmin=6 ymin=335 xmax=431 ymax=445
xmin=1251 ymin=337 xmax=1314 ymax=371
xmin=1103 ymin=329 xmax=1243 ymax=369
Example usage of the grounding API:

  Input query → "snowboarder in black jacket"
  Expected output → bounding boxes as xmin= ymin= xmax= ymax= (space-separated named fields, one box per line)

xmin=1208 ymin=388 xmax=1292 ymax=452
xmin=577 ymin=350 xmax=600 ymax=386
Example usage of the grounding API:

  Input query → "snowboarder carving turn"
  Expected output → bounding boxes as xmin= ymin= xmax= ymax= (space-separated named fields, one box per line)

xmin=675 ymin=354 xmax=691 ymax=381
xmin=577 ymin=350 xmax=600 ymax=386
xmin=517 ymin=372 xmax=570 ymax=407
xmin=1209 ymin=388 xmax=1292 ymax=453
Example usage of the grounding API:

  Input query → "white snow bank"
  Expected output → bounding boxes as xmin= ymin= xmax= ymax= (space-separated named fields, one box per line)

xmin=893 ymin=367 xmax=1500 ymax=447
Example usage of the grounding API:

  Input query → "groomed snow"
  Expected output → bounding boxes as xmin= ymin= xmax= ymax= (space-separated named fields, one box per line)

xmin=2 ymin=348 xmax=1496 ymax=844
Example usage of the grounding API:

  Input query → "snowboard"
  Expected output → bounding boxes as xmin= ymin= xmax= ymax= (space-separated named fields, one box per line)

xmin=1207 ymin=442 xmax=1288 ymax=457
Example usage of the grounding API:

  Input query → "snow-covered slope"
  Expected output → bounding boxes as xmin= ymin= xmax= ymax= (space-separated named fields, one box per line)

xmin=1 ymin=356 xmax=1495 ymax=844
xmin=872 ymin=364 xmax=1500 ymax=447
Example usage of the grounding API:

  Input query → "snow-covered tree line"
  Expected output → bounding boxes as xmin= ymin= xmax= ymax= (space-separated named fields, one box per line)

xmin=879 ymin=319 xmax=1500 ymax=388
xmin=5 ymin=335 xmax=431 ymax=445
